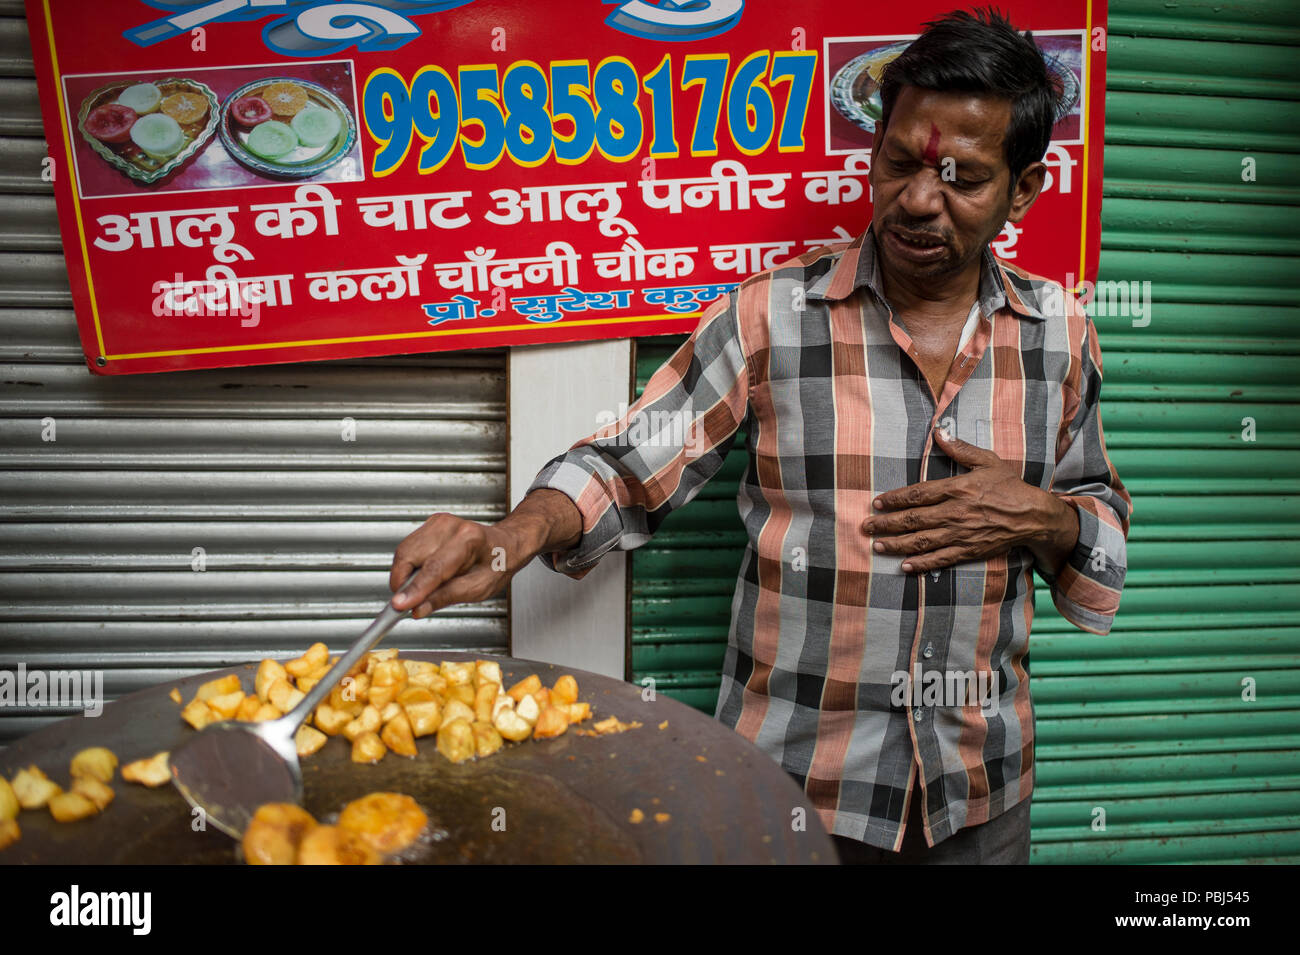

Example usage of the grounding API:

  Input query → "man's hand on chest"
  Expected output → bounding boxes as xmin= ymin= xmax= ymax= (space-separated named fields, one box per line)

xmin=862 ymin=426 xmax=1080 ymax=575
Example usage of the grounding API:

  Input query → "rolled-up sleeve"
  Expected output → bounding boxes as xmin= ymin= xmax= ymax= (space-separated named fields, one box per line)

xmin=1035 ymin=314 xmax=1133 ymax=634
xmin=526 ymin=294 xmax=752 ymax=579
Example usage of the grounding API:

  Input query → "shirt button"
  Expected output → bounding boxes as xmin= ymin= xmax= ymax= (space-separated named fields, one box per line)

xmin=922 ymin=643 xmax=934 ymax=659
xmin=930 ymin=569 xmax=941 ymax=582
xmin=912 ymin=708 xmax=925 ymax=722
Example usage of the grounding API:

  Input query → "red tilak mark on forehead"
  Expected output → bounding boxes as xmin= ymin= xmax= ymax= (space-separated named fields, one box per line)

xmin=922 ymin=123 xmax=941 ymax=165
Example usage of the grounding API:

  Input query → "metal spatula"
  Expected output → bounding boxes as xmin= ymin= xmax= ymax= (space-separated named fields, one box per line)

xmin=169 ymin=581 xmax=411 ymax=838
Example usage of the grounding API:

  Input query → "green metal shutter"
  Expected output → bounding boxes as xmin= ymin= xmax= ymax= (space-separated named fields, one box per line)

xmin=630 ymin=0 xmax=1300 ymax=862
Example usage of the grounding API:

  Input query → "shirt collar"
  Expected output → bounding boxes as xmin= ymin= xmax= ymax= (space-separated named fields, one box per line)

xmin=806 ymin=224 xmax=1046 ymax=322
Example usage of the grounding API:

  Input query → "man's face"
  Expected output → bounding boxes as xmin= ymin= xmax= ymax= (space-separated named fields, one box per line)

xmin=868 ymin=86 xmax=1043 ymax=287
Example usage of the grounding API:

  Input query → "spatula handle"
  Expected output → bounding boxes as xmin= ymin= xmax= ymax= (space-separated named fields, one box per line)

xmin=278 ymin=574 xmax=415 ymax=732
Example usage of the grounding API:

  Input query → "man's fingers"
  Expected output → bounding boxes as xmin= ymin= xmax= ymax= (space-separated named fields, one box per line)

xmin=863 ymin=503 xmax=952 ymax=536
xmin=872 ymin=478 xmax=959 ymax=513
xmin=933 ymin=428 xmax=1000 ymax=467
xmin=899 ymin=546 xmax=969 ymax=575
xmin=410 ymin=570 xmax=498 ymax=619
xmin=871 ymin=528 xmax=955 ymax=558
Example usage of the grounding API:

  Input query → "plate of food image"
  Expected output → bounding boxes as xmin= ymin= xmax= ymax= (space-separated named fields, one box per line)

xmin=218 ymin=77 xmax=357 ymax=179
xmin=77 ymin=78 xmax=219 ymax=184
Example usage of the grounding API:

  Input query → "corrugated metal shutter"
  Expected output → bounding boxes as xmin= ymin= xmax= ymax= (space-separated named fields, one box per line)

xmin=631 ymin=0 xmax=1300 ymax=862
xmin=0 ymin=5 xmax=508 ymax=745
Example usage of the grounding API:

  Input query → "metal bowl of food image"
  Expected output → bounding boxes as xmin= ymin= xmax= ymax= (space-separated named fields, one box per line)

xmin=218 ymin=77 xmax=357 ymax=179
xmin=831 ymin=41 xmax=1081 ymax=134
xmin=77 ymin=77 xmax=219 ymax=184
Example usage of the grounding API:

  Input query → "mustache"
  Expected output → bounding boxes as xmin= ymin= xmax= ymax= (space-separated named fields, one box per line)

xmin=881 ymin=217 xmax=951 ymax=244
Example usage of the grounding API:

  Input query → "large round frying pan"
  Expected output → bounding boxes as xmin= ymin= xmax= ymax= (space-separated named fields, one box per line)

xmin=0 ymin=652 xmax=834 ymax=864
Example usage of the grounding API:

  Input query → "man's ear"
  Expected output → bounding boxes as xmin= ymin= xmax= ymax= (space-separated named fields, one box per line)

xmin=1007 ymin=161 xmax=1046 ymax=223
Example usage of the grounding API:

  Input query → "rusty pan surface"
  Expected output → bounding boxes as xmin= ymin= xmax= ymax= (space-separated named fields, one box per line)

xmin=0 ymin=652 xmax=834 ymax=864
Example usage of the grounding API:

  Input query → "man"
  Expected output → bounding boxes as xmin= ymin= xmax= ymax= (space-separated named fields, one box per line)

xmin=389 ymin=10 xmax=1130 ymax=864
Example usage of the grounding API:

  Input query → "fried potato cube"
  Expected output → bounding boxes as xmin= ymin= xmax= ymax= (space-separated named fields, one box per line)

xmin=507 ymin=673 xmax=542 ymax=703
xmin=532 ymin=687 xmax=551 ymax=707
xmin=253 ymin=703 xmax=281 ymax=722
xmin=180 ymin=698 xmax=217 ymax=731
xmin=350 ymin=732 xmax=386 ymax=764
xmin=255 ymin=658 xmax=288 ymax=702
xmin=403 ymin=660 xmax=439 ymax=687
xmin=69 ymin=747 xmax=118 ymax=784
xmin=440 ymin=660 xmax=475 ymax=686
xmin=552 ymin=674 xmax=579 ymax=705
xmin=295 ymin=725 xmax=328 ymax=757
xmin=0 ymin=819 xmax=18 ymax=850
xmin=267 ymin=679 xmax=304 ymax=714
xmin=381 ymin=712 xmax=418 ymax=758
xmin=49 ymin=791 xmax=98 ymax=823
xmin=493 ymin=707 xmax=533 ymax=742
xmin=314 ymin=703 xmax=351 ymax=736
xmin=343 ymin=704 xmax=382 ymax=742
xmin=475 ymin=660 xmax=504 ymax=689
xmin=371 ymin=660 xmax=408 ymax=689
xmin=562 ymin=702 xmax=592 ymax=724
xmin=285 ymin=641 xmax=329 ymax=679
xmin=404 ymin=700 xmax=442 ymax=738
xmin=12 ymin=766 xmax=62 ymax=809
xmin=436 ymin=718 xmax=476 ymax=763
xmin=397 ymin=686 xmax=435 ymax=707
xmin=328 ymin=681 xmax=365 ymax=716
xmin=242 ymin=803 xmax=317 ymax=866
xmin=207 ymin=690 xmax=245 ymax=720
xmin=441 ymin=700 xmax=475 ymax=726
xmin=474 ymin=681 xmax=500 ymax=723
xmin=515 ymin=692 xmax=540 ymax=725
xmin=296 ymin=674 xmax=322 ymax=694
xmin=444 ymin=683 xmax=475 ymax=707
xmin=71 ymin=776 xmax=114 ymax=811
xmin=0 ymin=777 xmax=18 ymax=822
xmin=169 ymin=687 xmax=182 ymax=704
xmin=296 ymin=824 xmax=380 ymax=865
xmin=380 ymin=702 xmax=403 ymax=724
xmin=491 ymin=693 xmax=515 ymax=720
xmin=366 ymin=665 xmax=405 ymax=712
xmin=629 ymin=808 xmax=645 ymax=824
xmin=121 ymin=751 xmax=170 ymax=788
xmin=235 ymin=695 xmax=262 ymax=721
xmin=366 ymin=648 xmax=400 ymax=674
xmin=337 ymin=792 xmax=427 ymax=854
xmin=195 ymin=673 xmax=242 ymax=702
xmin=471 ymin=721 xmax=504 ymax=758
xmin=532 ymin=704 xmax=569 ymax=740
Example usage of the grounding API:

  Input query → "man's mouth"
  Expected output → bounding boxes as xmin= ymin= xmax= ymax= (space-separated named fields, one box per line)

xmin=890 ymin=227 xmax=945 ymax=249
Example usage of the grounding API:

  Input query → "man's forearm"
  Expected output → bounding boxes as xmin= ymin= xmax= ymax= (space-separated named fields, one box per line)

xmin=497 ymin=489 xmax=584 ymax=569
xmin=1028 ymin=492 xmax=1081 ymax=576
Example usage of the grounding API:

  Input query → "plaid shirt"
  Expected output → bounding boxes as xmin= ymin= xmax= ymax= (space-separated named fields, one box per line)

xmin=528 ymin=228 xmax=1131 ymax=849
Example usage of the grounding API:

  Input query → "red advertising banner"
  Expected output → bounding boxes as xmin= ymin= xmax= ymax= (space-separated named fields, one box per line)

xmin=25 ymin=1 xmax=1106 ymax=375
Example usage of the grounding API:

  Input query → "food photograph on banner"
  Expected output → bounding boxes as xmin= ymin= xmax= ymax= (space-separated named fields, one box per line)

xmin=24 ymin=0 xmax=1104 ymax=376
xmin=66 ymin=60 xmax=362 ymax=199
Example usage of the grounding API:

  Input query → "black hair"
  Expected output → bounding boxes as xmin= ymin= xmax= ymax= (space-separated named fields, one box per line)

xmin=878 ymin=8 xmax=1057 ymax=190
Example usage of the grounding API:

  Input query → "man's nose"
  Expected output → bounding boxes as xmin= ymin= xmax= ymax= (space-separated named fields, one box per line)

xmin=897 ymin=168 xmax=945 ymax=218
